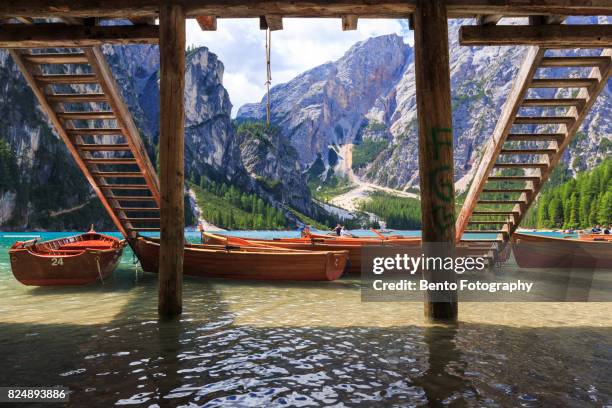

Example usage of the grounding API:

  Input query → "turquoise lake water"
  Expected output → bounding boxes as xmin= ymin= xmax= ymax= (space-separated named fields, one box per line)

xmin=0 ymin=230 xmax=610 ymax=406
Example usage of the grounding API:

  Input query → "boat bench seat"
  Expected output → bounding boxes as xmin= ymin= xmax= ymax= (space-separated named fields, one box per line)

xmin=60 ymin=240 xmax=114 ymax=250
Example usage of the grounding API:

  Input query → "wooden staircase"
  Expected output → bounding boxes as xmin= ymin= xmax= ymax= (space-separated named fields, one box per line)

xmin=456 ymin=46 xmax=612 ymax=244
xmin=10 ymin=46 xmax=161 ymax=239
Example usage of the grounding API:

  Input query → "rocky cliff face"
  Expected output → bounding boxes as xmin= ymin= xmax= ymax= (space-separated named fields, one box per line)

xmin=236 ymin=123 xmax=312 ymax=213
xmin=238 ymin=18 xmax=612 ymax=191
xmin=105 ymin=45 xmax=245 ymax=183
xmin=238 ymin=35 xmax=411 ymax=167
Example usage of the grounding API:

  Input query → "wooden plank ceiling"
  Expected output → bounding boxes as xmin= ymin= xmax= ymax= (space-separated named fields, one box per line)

xmin=1 ymin=0 xmax=612 ymax=19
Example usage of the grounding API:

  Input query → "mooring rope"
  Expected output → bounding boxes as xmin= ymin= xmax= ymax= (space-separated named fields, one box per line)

xmin=265 ymin=28 xmax=272 ymax=127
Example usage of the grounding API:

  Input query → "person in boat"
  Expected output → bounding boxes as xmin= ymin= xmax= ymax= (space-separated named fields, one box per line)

xmin=591 ymin=225 xmax=602 ymax=234
xmin=604 ymin=225 xmax=611 ymax=235
xmin=299 ymin=225 xmax=311 ymax=238
xmin=334 ymin=224 xmax=342 ymax=236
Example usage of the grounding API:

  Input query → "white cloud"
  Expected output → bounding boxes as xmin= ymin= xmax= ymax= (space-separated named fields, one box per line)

xmin=186 ymin=18 xmax=411 ymax=116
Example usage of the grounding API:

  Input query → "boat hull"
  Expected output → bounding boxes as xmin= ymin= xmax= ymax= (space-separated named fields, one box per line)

xmin=9 ymin=232 xmax=125 ymax=286
xmin=134 ymin=237 xmax=348 ymax=281
xmin=512 ymin=233 xmax=612 ymax=269
xmin=201 ymin=233 xmax=420 ymax=274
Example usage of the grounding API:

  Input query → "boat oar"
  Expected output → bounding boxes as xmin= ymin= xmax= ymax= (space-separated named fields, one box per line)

xmin=370 ymin=228 xmax=386 ymax=239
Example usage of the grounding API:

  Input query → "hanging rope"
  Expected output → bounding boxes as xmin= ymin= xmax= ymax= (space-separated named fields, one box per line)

xmin=95 ymin=256 xmax=104 ymax=285
xmin=265 ymin=28 xmax=272 ymax=127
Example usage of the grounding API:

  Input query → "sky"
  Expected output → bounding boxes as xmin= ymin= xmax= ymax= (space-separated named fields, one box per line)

xmin=186 ymin=18 xmax=413 ymax=116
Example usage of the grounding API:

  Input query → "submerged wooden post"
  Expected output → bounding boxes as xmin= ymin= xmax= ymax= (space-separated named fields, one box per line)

xmin=413 ymin=0 xmax=458 ymax=321
xmin=158 ymin=3 xmax=185 ymax=318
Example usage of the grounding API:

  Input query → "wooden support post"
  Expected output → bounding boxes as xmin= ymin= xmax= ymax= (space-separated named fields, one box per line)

xmin=196 ymin=15 xmax=217 ymax=31
xmin=413 ymin=0 xmax=457 ymax=321
xmin=158 ymin=3 xmax=185 ymax=319
xmin=259 ymin=15 xmax=283 ymax=31
xmin=341 ymin=15 xmax=358 ymax=31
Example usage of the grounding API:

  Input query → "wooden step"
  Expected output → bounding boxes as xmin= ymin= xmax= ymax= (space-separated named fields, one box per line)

xmin=114 ymin=207 xmax=159 ymax=211
xmin=464 ymin=230 xmax=508 ymax=235
xmin=467 ymin=220 xmax=510 ymax=225
xmin=514 ymin=116 xmax=575 ymax=125
xmin=506 ymin=133 xmax=565 ymax=142
xmin=100 ymin=184 xmax=150 ymax=190
xmin=84 ymin=158 xmax=137 ymax=165
xmin=488 ymin=176 xmax=540 ymax=182
xmin=34 ymin=74 xmax=97 ymax=84
xmin=472 ymin=210 xmax=518 ymax=215
xmin=76 ymin=144 xmax=131 ymax=151
xmin=460 ymin=239 xmax=505 ymax=243
xmin=106 ymin=195 xmax=156 ymax=201
xmin=48 ymin=93 xmax=107 ymax=103
xmin=493 ymin=162 xmax=548 ymax=169
xmin=530 ymin=78 xmax=598 ymax=89
xmin=500 ymin=148 xmax=556 ymax=155
xmin=119 ymin=217 xmax=160 ymax=222
xmin=482 ymin=188 xmax=532 ymax=193
xmin=522 ymin=98 xmax=586 ymax=107
xmin=539 ymin=56 xmax=611 ymax=68
xmin=23 ymin=52 xmax=89 ymax=65
xmin=478 ymin=199 xmax=525 ymax=204
xmin=57 ymin=111 xmax=115 ymax=120
xmin=67 ymin=128 xmax=123 ymax=135
xmin=91 ymin=172 xmax=144 ymax=178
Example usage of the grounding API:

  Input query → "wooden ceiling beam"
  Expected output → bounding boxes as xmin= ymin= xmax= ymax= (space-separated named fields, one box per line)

xmin=528 ymin=14 xmax=565 ymax=25
xmin=460 ymin=24 xmax=612 ymax=47
xmin=15 ymin=17 xmax=35 ymax=24
xmin=0 ymin=24 xmax=158 ymax=47
xmin=342 ymin=15 xmax=358 ymax=31
xmin=478 ymin=14 xmax=503 ymax=25
xmin=195 ymin=15 xmax=217 ymax=30
xmin=2 ymin=1 xmax=612 ymax=19
xmin=129 ymin=16 xmax=157 ymax=25
xmin=259 ymin=15 xmax=283 ymax=31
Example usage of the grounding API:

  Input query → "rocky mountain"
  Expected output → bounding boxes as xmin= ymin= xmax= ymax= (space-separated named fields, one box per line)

xmin=0 ymin=44 xmax=313 ymax=230
xmin=238 ymin=18 xmax=612 ymax=191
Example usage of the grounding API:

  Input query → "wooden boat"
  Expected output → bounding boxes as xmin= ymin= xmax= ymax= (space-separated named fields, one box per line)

xmin=578 ymin=233 xmax=612 ymax=241
xmin=512 ymin=232 xmax=612 ymax=268
xmin=134 ymin=236 xmax=348 ymax=281
xmin=305 ymin=229 xmax=420 ymax=244
xmin=202 ymin=232 xmax=420 ymax=274
xmin=9 ymin=229 xmax=126 ymax=286
xmin=203 ymin=232 xmax=526 ymax=272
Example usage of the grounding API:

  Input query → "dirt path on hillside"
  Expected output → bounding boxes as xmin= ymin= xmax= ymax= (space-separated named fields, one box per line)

xmin=331 ymin=144 xmax=418 ymax=212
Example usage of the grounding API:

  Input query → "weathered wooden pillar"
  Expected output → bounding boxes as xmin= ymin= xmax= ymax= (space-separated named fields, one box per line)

xmin=413 ymin=0 xmax=458 ymax=321
xmin=158 ymin=3 xmax=185 ymax=318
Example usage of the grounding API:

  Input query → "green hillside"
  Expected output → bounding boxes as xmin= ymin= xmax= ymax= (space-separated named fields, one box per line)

xmin=358 ymin=191 xmax=422 ymax=229
xmin=191 ymin=179 xmax=290 ymax=230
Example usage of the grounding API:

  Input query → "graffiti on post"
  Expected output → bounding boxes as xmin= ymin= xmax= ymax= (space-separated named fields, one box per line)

xmin=427 ymin=127 xmax=455 ymax=236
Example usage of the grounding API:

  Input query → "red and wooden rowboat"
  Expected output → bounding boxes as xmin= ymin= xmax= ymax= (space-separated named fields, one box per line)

xmin=512 ymin=232 xmax=612 ymax=269
xmin=202 ymin=232 xmax=419 ymax=274
xmin=9 ymin=229 xmax=126 ymax=286
xmin=134 ymin=236 xmax=348 ymax=281
xmin=578 ymin=233 xmax=612 ymax=241
xmin=202 ymin=232 xmax=511 ymax=272
xmin=304 ymin=229 xmax=420 ymax=244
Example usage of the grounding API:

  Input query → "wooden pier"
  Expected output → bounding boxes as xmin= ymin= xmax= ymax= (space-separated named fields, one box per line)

xmin=1 ymin=1 xmax=611 ymax=321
